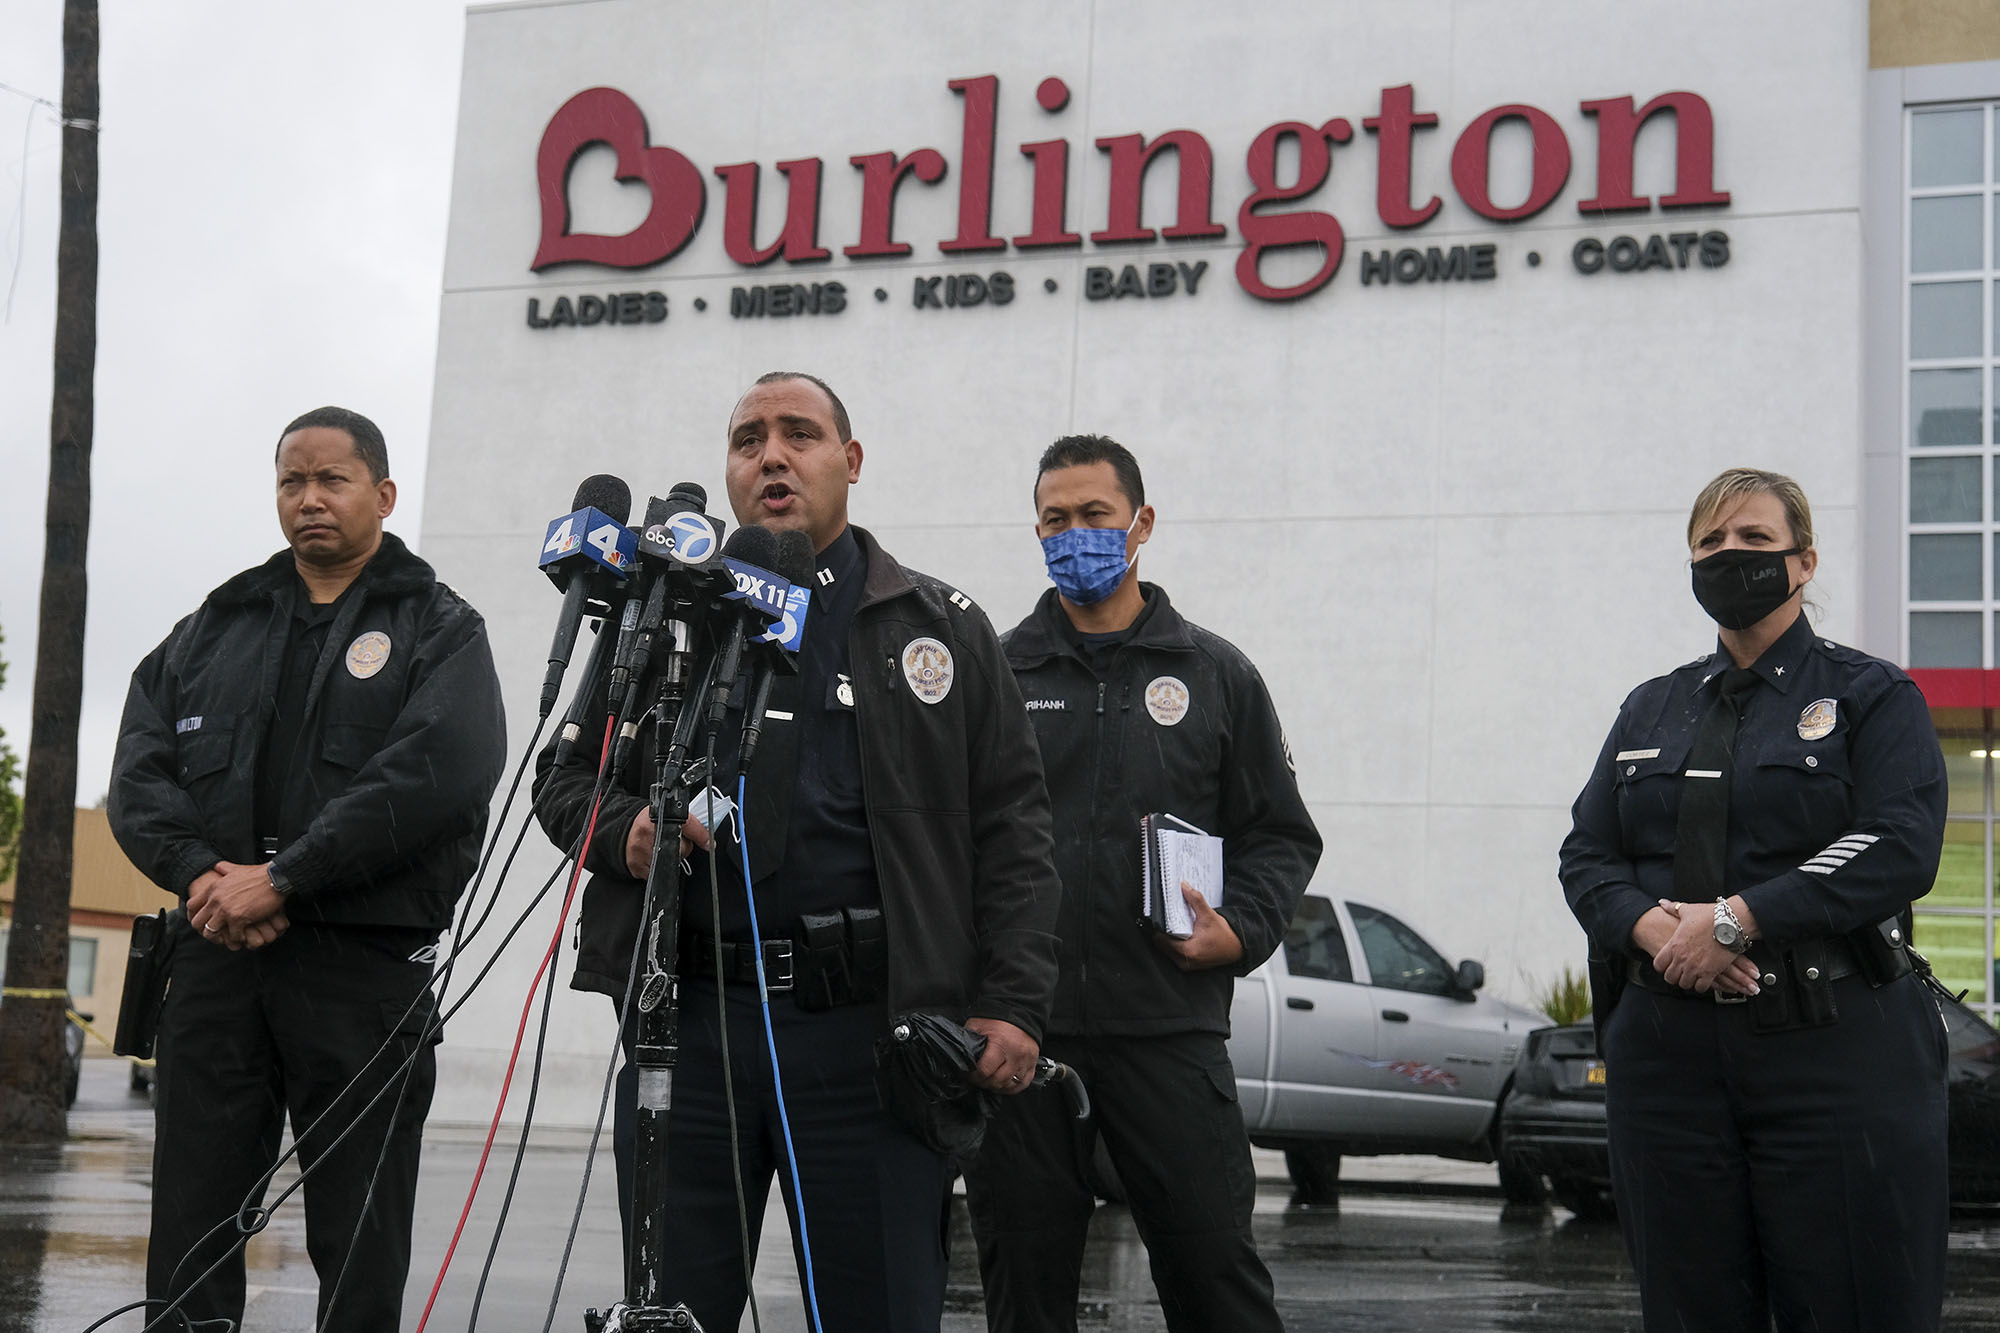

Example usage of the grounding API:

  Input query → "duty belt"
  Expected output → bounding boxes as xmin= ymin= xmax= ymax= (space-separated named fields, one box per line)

xmin=1627 ymin=936 xmax=1863 ymax=1032
xmin=685 ymin=934 xmax=795 ymax=992
xmin=1627 ymin=936 xmax=1861 ymax=1002
xmin=686 ymin=904 xmax=886 ymax=1012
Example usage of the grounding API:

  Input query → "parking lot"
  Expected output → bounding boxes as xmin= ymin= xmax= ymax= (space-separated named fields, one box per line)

xmin=7 ymin=1059 xmax=2000 ymax=1331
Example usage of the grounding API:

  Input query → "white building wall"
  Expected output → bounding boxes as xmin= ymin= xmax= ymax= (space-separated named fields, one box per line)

xmin=424 ymin=0 xmax=1869 ymax=1123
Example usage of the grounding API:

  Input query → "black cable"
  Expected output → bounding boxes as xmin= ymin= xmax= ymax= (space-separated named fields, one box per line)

xmin=466 ymin=915 xmax=563 ymax=1328
xmin=76 ymin=1297 xmax=214 ymax=1332
xmin=539 ymin=836 xmax=659 ymax=1333
xmin=320 ymin=717 xmax=567 ymax=1331
xmin=140 ymin=845 xmax=571 ymax=1333
xmin=706 ymin=730 xmax=764 ymax=1333
xmin=134 ymin=713 xmax=575 ymax=1333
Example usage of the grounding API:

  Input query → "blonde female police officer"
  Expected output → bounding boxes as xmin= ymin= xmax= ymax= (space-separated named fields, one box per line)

xmin=1559 ymin=468 xmax=1949 ymax=1332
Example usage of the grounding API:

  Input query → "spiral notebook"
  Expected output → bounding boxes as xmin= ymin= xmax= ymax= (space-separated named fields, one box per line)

xmin=1140 ymin=813 xmax=1225 ymax=939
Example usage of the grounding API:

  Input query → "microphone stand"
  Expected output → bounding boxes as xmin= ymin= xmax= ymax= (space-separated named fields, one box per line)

xmin=587 ymin=603 xmax=710 ymax=1333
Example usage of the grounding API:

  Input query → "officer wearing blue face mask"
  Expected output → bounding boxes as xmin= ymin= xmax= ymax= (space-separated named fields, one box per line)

xmin=962 ymin=434 xmax=1321 ymax=1333
xmin=1561 ymin=467 xmax=1949 ymax=1333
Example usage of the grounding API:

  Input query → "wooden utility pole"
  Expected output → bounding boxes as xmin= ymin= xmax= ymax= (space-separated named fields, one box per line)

xmin=0 ymin=0 xmax=98 ymax=1143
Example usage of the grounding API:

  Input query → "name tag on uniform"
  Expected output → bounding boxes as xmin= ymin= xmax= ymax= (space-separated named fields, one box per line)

xmin=1615 ymin=748 xmax=1659 ymax=761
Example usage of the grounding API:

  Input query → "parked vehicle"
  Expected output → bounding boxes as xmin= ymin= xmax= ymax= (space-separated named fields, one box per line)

xmin=1498 ymin=989 xmax=2000 ymax=1218
xmin=1227 ymin=890 xmax=1550 ymax=1202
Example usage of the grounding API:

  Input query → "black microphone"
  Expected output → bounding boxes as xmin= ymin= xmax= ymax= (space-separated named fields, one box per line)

xmin=609 ymin=483 xmax=714 ymax=703
xmin=551 ymin=620 xmax=617 ymax=769
xmin=704 ymin=525 xmax=784 ymax=731
xmin=739 ymin=530 xmax=816 ymax=774
xmin=539 ymin=474 xmax=632 ymax=719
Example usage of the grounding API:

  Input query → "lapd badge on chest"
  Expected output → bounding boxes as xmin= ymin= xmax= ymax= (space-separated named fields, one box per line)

xmin=346 ymin=631 xmax=392 ymax=680
xmin=902 ymin=637 xmax=953 ymax=705
xmin=1798 ymin=697 xmax=1837 ymax=741
xmin=1145 ymin=676 xmax=1190 ymax=727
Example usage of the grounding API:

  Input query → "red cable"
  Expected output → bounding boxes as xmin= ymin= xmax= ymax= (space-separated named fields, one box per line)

xmin=414 ymin=717 xmax=618 ymax=1332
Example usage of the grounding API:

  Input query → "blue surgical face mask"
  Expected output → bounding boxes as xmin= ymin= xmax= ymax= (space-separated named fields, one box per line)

xmin=1041 ymin=517 xmax=1138 ymax=605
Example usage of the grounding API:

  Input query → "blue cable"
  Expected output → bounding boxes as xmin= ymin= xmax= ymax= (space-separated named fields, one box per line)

xmin=738 ymin=774 xmax=826 ymax=1333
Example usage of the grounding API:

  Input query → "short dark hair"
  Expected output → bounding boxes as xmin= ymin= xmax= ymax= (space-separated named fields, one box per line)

xmin=752 ymin=371 xmax=852 ymax=443
xmin=275 ymin=406 xmax=390 ymax=482
xmin=1035 ymin=434 xmax=1145 ymax=511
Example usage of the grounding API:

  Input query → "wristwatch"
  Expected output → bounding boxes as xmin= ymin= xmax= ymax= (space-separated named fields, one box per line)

xmin=267 ymin=863 xmax=294 ymax=898
xmin=1712 ymin=897 xmax=1749 ymax=954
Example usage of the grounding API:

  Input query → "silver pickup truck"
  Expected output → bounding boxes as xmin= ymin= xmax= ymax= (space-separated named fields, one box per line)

xmin=1225 ymin=889 xmax=1549 ymax=1201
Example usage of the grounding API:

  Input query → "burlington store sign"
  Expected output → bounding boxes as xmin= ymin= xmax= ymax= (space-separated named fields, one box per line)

xmin=524 ymin=74 xmax=1733 ymax=327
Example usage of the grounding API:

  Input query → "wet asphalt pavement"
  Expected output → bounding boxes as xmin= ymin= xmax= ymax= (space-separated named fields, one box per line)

xmin=8 ymin=1059 xmax=2000 ymax=1331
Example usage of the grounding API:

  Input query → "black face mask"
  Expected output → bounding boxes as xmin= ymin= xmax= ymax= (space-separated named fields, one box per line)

xmin=1690 ymin=547 xmax=1803 ymax=630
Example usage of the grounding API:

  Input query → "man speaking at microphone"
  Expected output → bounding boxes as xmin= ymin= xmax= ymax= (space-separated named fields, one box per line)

xmin=107 ymin=406 xmax=506 ymax=1331
xmin=963 ymin=434 xmax=1320 ymax=1332
xmin=533 ymin=371 xmax=1060 ymax=1331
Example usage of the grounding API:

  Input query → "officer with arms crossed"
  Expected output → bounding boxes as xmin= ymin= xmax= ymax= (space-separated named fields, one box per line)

xmin=533 ymin=371 xmax=1061 ymax=1332
xmin=963 ymin=434 xmax=1322 ymax=1332
xmin=108 ymin=407 xmax=506 ymax=1331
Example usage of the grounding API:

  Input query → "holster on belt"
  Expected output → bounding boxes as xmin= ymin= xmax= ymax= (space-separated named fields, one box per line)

xmin=1849 ymin=912 xmax=1916 ymax=987
xmin=113 ymin=908 xmax=183 ymax=1060
xmin=794 ymin=906 xmax=887 ymax=1012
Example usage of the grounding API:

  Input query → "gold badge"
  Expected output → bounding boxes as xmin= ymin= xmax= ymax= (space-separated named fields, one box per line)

xmin=346 ymin=631 xmax=392 ymax=680
xmin=1797 ymin=697 xmax=1837 ymax=741
xmin=1145 ymin=675 xmax=1190 ymax=727
xmin=901 ymin=637 xmax=954 ymax=705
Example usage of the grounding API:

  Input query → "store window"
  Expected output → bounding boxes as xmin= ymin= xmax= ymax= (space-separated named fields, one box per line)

xmin=1921 ymin=717 xmax=1997 ymax=1017
xmin=0 ymin=930 xmax=97 ymax=999
xmin=1907 ymin=103 xmax=2000 ymax=668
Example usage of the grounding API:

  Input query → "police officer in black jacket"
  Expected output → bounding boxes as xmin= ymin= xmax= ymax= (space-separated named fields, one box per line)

xmin=533 ymin=372 xmax=1060 ymax=1333
xmin=108 ymin=407 xmax=506 ymax=1332
xmin=1560 ymin=467 xmax=1948 ymax=1333
xmin=962 ymin=435 xmax=1322 ymax=1333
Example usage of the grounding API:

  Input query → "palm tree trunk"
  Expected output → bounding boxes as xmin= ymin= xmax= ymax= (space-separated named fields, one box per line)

xmin=0 ymin=0 xmax=98 ymax=1143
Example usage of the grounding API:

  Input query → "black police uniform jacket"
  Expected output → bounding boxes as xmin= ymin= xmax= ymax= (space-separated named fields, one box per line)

xmin=538 ymin=527 xmax=1063 ymax=1044
xmin=1004 ymin=585 xmax=1323 ymax=1038
xmin=1561 ymin=614 xmax=1946 ymax=956
xmin=108 ymin=534 xmax=508 ymax=933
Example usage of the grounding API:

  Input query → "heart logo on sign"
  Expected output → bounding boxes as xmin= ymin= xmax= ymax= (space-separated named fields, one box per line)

xmin=533 ymin=87 xmax=708 ymax=271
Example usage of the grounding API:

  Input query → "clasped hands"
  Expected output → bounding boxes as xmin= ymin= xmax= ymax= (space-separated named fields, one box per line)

xmin=1631 ymin=897 xmax=1762 ymax=996
xmin=187 ymin=861 xmax=288 ymax=950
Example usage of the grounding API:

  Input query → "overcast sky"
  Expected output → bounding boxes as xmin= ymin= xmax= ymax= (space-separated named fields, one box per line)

xmin=1 ymin=0 xmax=468 ymax=803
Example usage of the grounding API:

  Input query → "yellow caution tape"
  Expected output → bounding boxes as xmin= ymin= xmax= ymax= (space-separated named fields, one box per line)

xmin=64 ymin=1008 xmax=152 ymax=1066
xmin=1 ymin=990 xmax=155 ymax=1067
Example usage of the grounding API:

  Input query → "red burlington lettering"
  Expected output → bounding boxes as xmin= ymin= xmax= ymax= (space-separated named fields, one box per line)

xmin=1014 ymin=75 xmax=1080 ymax=249
xmin=533 ymin=87 xmax=706 ymax=271
xmin=1362 ymin=84 xmax=1441 ymax=228
xmin=844 ymin=149 xmax=949 ymax=258
xmin=1092 ymin=131 xmax=1228 ymax=244
xmin=1577 ymin=92 xmax=1730 ymax=213
xmin=1237 ymin=118 xmax=1354 ymax=302
xmin=1450 ymin=103 xmax=1571 ymax=222
xmin=1015 ymin=138 xmax=1082 ymax=248
xmin=942 ymin=75 xmax=1005 ymax=253
xmin=713 ymin=158 xmax=831 ymax=265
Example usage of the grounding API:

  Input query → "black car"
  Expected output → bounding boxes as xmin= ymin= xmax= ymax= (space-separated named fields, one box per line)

xmin=1498 ymin=991 xmax=2000 ymax=1219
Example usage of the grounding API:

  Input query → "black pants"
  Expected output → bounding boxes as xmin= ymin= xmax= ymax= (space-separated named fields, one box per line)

xmin=147 ymin=922 xmax=437 ymax=1332
xmin=1604 ymin=973 xmax=1948 ymax=1333
xmin=609 ymin=983 xmax=954 ymax=1332
xmin=961 ymin=1031 xmax=1281 ymax=1333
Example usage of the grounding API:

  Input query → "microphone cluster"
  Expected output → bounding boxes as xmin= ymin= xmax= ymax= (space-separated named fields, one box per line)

xmin=537 ymin=475 xmax=814 ymax=786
